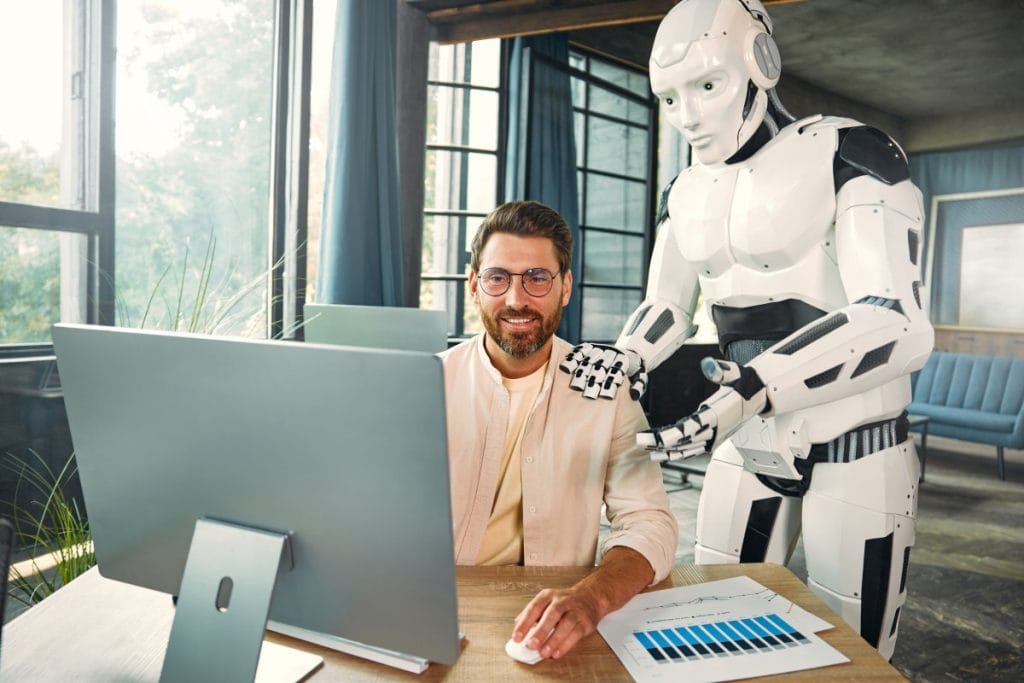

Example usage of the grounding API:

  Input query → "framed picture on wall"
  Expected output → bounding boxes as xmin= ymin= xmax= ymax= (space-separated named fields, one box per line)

xmin=924 ymin=187 xmax=1024 ymax=328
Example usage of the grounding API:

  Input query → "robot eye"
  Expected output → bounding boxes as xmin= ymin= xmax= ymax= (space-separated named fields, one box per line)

xmin=664 ymin=97 xmax=674 ymax=106
xmin=703 ymin=82 xmax=714 ymax=91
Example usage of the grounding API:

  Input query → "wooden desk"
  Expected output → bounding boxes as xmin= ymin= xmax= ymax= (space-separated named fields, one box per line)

xmin=1 ymin=563 xmax=904 ymax=681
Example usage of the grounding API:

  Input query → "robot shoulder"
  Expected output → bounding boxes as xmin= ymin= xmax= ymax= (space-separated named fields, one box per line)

xmin=833 ymin=125 xmax=911 ymax=192
xmin=656 ymin=173 xmax=679 ymax=225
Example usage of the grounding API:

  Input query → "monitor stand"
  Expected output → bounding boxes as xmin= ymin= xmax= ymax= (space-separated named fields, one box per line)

xmin=160 ymin=517 xmax=320 ymax=682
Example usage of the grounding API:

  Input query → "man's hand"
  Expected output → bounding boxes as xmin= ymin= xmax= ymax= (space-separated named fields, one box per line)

xmin=638 ymin=358 xmax=768 ymax=461
xmin=559 ymin=343 xmax=647 ymax=400
xmin=508 ymin=547 xmax=654 ymax=660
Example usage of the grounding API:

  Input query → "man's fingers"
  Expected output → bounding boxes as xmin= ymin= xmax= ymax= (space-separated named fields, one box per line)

xmin=512 ymin=593 xmax=552 ymax=641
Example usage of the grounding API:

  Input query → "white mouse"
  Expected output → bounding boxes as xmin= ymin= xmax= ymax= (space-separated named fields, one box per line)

xmin=505 ymin=636 xmax=543 ymax=665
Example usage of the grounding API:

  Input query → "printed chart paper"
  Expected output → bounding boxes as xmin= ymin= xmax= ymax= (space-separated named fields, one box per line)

xmin=598 ymin=576 xmax=849 ymax=682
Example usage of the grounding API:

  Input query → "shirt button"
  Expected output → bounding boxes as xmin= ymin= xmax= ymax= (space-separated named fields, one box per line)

xmin=529 ymin=505 xmax=537 ymax=513
xmin=530 ymin=553 xmax=538 ymax=560
xmin=525 ymin=456 xmax=533 ymax=463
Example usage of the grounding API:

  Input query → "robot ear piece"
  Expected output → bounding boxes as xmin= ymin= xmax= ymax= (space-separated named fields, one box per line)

xmin=743 ymin=28 xmax=781 ymax=90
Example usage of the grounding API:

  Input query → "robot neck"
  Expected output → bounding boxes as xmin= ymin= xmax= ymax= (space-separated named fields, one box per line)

xmin=725 ymin=120 xmax=773 ymax=164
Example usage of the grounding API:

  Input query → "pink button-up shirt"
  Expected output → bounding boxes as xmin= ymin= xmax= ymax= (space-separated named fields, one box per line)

xmin=440 ymin=334 xmax=678 ymax=582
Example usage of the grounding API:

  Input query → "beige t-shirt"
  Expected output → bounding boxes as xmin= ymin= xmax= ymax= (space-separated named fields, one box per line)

xmin=475 ymin=361 xmax=547 ymax=565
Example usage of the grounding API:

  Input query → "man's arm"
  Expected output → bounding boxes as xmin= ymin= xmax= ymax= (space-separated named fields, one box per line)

xmin=510 ymin=546 xmax=654 ymax=660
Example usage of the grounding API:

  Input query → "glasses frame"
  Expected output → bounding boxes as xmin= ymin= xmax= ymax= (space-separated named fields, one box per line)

xmin=477 ymin=267 xmax=562 ymax=297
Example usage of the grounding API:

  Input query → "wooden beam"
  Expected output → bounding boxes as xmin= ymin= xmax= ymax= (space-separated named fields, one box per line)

xmin=422 ymin=0 xmax=800 ymax=45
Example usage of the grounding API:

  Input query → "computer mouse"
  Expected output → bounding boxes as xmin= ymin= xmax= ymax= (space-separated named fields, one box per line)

xmin=505 ymin=636 xmax=543 ymax=665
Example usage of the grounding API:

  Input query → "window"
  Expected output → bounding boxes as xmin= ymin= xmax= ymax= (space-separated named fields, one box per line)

xmin=569 ymin=51 xmax=657 ymax=342
xmin=115 ymin=0 xmax=276 ymax=337
xmin=420 ymin=39 xmax=502 ymax=338
xmin=0 ymin=2 xmax=110 ymax=345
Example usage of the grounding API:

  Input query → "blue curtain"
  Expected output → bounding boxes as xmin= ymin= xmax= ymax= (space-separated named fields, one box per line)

xmin=909 ymin=145 xmax=1024 ymax=322
xmin=316 ymin=0 xmax=403 ymax=305
xmin=505 ymin=35 xmax=582 ymax=343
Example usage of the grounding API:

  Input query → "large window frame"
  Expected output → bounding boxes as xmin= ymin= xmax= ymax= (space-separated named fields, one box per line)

xmin=0 ymin=0 xmax=116 ymax=341
xmin=0 ymin=0 xmax=312 ymax=353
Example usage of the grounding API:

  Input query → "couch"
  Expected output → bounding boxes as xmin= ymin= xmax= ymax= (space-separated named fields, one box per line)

xmin=908 ymin=351 xmax=1024 ymax=480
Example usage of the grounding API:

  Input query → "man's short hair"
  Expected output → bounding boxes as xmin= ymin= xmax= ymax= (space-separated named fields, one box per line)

xmin=470 ymin=200 xmax=573 ymax=275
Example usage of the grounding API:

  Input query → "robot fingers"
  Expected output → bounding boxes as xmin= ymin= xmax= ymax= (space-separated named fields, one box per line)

xmin=558 ymin=343 xmax=592 ymax=377
xmin=626 ymin=361 xmax=649 ymax=401
xmin=562 ymin=343 xmax=635 ymax=400
xmin=701 ymin=357 xmax=741 ymax=385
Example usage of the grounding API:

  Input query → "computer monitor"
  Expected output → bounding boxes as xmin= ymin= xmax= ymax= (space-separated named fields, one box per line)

xmin=52 ymin=323 xmax=460 ymax=679
xmin=303 ymin=303 xmax=448 ymax=353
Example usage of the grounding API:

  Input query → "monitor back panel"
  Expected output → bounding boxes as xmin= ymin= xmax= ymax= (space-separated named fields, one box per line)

xmin=303 ymin=304 xmax=448 ymax=353
xmin=52 ymin=323 xmax=459 ymax=665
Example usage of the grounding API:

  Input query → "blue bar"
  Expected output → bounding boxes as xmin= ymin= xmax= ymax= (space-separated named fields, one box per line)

xmin=674 ymin=627 xmax=712 ymax=656
xmin=728 ymin=620 xmax=768 ymax=649
xmin=716 ymin=622 xmax=754 ymax=651
xmin=661 ymin=629 xmax=697 ymax=658
xmin=649 ymin=630 xmax=682 ymax=660
xmin=766 ymin=613 xmax=809 ymax=642
xmin=754 ymin=616 xmax=795 ymax=644
xmin=741 ymin=618 xmax=782 ymax=647
xmin=703 ymin=623 xmax=739 ymax=653
xmin=689 ymin=625 xmax=726 ymax=655
xmin=633 ymin=631 xmax=666 ymax=662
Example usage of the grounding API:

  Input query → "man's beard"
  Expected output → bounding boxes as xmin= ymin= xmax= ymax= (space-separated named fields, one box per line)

xmin=481 ymin=304 xmax=562 ymax=359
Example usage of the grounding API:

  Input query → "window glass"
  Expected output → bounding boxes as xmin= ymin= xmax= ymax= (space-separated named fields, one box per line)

xmin=586 ymin=117 xmax=648 ymax=178
xmin=305 ymin=0 xmax=339 ymax=305
xmin=0 ymin=3 xmax=68 ymax=209
xmin=425 ymin=150 xmax=498 ymax=215
xmin=114 ymin=0 xmax=274 ymax=336
xmin=428 ymin=40 xmax=500 ymax=88
xmin=427 ymin=85 xmax=500 ymax=150
xmin=582 ymin=232 xmax=645 ymax=286
xmin=581 ymin=287 xmax=643 ymax=341
xmin=0 ymin=228 xmax=88 ymax=344
xmin=588 ymin=80 xmax=648 ymax=125
xmin=583 ymin=174 xmax=647 ymax=233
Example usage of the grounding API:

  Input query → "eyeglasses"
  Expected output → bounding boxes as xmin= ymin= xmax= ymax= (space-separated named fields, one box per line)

xmin=478 ymin=267 xmax=560 ymax=297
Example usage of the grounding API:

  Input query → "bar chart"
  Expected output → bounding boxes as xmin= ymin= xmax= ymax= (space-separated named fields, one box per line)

xmin=632 ymin=613 xmax=811 ymax=664
xmin=599 ymin=576 xmax=848 ymax=682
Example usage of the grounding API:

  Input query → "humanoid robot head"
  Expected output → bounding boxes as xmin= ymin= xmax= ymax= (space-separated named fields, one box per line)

xmin=650 ymin=0 xmax=781 ymax=165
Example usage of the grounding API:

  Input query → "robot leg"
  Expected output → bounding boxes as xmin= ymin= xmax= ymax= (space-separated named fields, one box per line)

xmin=802 ymin=440 xmax=919 ymax=660
xmin=694 ymin=440 xmax=801 ymax=564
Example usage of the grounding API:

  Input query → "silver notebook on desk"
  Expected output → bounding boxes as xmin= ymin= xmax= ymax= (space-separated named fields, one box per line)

xmin=303 ymin=303 xmax=448 ymax=353
xmin=52 ymin=323 xmax=461 ymax=672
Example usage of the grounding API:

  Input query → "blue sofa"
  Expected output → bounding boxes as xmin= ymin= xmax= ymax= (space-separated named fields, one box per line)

xmin=908 ymin=351 xmax=1024 ymax=480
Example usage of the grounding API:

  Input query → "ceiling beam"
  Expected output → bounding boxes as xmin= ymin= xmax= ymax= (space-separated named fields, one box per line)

xmin=418 ymin=0 xmax=798 ymax=45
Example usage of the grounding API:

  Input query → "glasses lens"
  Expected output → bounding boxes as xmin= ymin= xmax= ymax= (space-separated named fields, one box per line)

xmin=480 ymin=268 xmax=511 ymax=295
xmin=522 ymin=268 xmax=554 ymax=296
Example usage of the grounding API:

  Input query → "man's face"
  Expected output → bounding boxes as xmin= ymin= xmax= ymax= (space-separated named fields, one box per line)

xmin=470 ymin=233 xmax=571 ymax=363
xmin=650 ymin=38 xmax=750 ymax=164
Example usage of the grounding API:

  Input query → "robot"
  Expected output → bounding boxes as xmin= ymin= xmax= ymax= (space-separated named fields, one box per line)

xmin=559 ymin=0 xmax=933 ymax=659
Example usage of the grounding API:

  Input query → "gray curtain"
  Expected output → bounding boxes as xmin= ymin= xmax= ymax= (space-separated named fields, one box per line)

xmin=504 ymin=35 xmax=582 ymax=343
xmin=316 ymin=0 xmax=403 ymax=305
xmin=909 ymin=145 xmax=1024 ymax=323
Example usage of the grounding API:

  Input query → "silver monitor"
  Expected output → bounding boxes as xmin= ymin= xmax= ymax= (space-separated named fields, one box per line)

xmin=52 ymin=323 xmax=460 ymax=677
xmin=303 ymin=303 xmax=448 ymax=353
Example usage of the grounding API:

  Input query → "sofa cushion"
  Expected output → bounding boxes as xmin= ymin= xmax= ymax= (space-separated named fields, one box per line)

xmin=907 ymin=402 xmax=1017 ymax=434
xmin=913 ymin=352 xmax=1024 ymax=416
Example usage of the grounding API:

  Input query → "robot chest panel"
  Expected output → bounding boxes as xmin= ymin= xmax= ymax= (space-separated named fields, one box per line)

xmin=668 ymin=135 xmax=837 ymax=281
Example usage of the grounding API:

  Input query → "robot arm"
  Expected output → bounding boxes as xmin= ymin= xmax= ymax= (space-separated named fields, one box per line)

xmin=641 ymin=127 xmax=934 ymax=459
xmin=747 ymin=147 xmax=933 ymax=415
xmin=560 ymin=206 xmax=700 ymax=400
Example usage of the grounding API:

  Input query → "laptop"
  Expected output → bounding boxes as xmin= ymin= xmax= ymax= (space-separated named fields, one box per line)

xmin=303 ymin=303 xmax=448 ymax=353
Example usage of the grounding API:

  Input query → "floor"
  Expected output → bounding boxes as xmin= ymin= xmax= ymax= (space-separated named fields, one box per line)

xmin=650 ymin=437 xmax=1024 ymax=682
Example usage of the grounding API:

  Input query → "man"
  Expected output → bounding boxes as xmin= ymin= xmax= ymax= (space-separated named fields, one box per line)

xmin=560 ymin=0 xmax=933 ymax=660
xmin=440 ymin=200 xmax=678 ymax=661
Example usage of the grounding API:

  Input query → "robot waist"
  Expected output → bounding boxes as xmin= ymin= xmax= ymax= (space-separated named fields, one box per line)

xmin=756 ymin=412 xmax=909 ymax=497
xmin=712 ymin=299 xmax=828 ymax=360
xmin=808 ymin=412 xmax=909 ymax=463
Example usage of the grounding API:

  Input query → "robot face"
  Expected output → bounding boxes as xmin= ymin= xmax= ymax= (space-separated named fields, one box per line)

xmin=651 ymin=38 xmax=752 ymax=165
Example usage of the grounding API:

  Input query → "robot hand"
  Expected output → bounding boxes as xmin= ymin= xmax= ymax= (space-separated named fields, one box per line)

xmin=638 ymin=358 xmax=768 ymax=462
xmin=558 ymin=343 xmax=647 ymax=400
